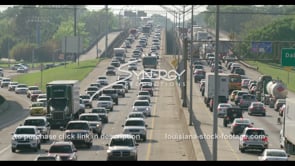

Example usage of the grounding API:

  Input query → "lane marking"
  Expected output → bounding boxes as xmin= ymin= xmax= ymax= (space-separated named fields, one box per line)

xmin=0 ymin=145 xmax=10 ymax=155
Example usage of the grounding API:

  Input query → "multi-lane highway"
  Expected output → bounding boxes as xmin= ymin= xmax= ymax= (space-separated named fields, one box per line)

xmin=0 ymin=29 xmax=196 ymax=160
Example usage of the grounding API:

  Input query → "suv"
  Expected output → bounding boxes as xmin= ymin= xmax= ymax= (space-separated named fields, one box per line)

xmin=61 ymin=120 xmax=93 ymax=148
xmin=132 ymin=100 xmax=151 ymax=117
xmin=23 ymin=116 xmax=51 ymax=142
xmin=239 ymin=127 xmax=268 ymax=153
xmin=79 ymin=113 xmax=103 ymax=137
xmin=97 ymin=96 xmax=114 ymax=112
xmin=106 ymin=134 xmax=138 ymax=161
xmin=122 ymin=118 xmax=148 ymax=142
xmin=101 ymin=89 xmax=119 ymax=105
xmin=239 ymin=94 xmax=257 ymax=109
xmin=112 ymin=84 xmax=126 ymax=97
xmin=11 ymin=125 xmax=41 ymax=152
xmin=223 ymin=106 xmax=243 ymax=127
xmin=234 ymin=91 xmax=249 ymax=105
xmin=47 ymin=141 xmax=78 ymax=161
xmin=209 ymin=96 xmax=228 ymax=112
xmin=80 ymin=94 xmax=92 ymax=108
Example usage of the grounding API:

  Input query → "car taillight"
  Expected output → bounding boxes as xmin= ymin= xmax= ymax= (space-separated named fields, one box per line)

xmin=218 ymin=108 xmax=221 ymax=111
xmin=233 ymin=124 xmax=238 ymax=127
xmin=262 ymin=136 xmax=268 ymax=142
xmin=263 ymin=107 xmax=266 ymax=111
xmin=248 ymin=125 xmax=253 ymax=128
xmin=240 ymin=100 xmax=243 ymax=105
xmin=242 ymin=136 xmax=248 ymax=141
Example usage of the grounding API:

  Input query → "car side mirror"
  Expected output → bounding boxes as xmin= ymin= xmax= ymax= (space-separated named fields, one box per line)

xmin=73 ymin=149 xmax=77 ymax=152
xmin=288 ymin=154 xmax=290 ymax=157
xmin=122 ymin=125 xmax=124 ymax=127
xmin=45 ymin=150 xmax=49 ymax=153
xmin=135 ymin=143 xmax=139 ymax=146
xmin=105 ymin=144 xmax=109 ymax=146
xmin=11 ymin=133 xmax=14 ymax=135
xmin=145 ymin=124 xmax=148 ymax=128
xmin=251 ymin=122 xmax=254 ymax=125
xmin=60 ymin=127 xmax=65 ymax=131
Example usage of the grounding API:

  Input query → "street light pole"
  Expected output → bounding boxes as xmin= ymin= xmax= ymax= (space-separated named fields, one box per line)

xmin=189 ymin=5 xmax=194 ymax=125
xmin=105 ymin=5 xmax=109 ymax=57
xmin=212 ymin=5 xmax=220 ymax=161
xmin=182 ymin=5 xmax=187 ymax=107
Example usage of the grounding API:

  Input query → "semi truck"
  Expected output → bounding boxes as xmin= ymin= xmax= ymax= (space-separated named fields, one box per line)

xmin=204 ymin=73 xmax=229 ymax=107
xmin=142 ymin=56 xmax=158 ymax=69
xmin=46 ymin=80 xmax=83 ymax=128
xmin=256 ymin=75 xmax=288 ymax=108
xmin=281 ymin=98 xmax=295 ymax=154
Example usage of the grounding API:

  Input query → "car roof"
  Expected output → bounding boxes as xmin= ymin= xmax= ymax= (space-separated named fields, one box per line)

xmin=126 ymin=118 xmax=145 ymax=121
xmin=51 ymin=141 xmax=73 ymax=146
xmin=68 ymin=120 xmax=89 ymax=123
xmin=25 ymin=116 xmax=47 ymax=120
xmin=134 ymin=100 xmax=149 ymax=103
xmin=79 ymin=113 xmax=99 ymax=116
xmin=16 ymin=125 xmax=37 ymax=129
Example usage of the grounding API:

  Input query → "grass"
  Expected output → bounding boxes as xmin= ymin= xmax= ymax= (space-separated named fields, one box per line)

xmin=245 ymin=60 xmax=295 ymax=93
xmin=12 ymin=59 xmax=101 ymax=92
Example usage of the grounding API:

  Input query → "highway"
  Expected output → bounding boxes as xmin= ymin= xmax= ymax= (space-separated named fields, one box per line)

xmin=0 ymin=30 xmax=195 ymax=160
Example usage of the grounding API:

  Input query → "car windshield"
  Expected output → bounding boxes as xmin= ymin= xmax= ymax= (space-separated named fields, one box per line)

xmin=66 ymin=123 xmax=89 ymax=130
xmin=98 ymin=77 xmax=107 ymax=80
xmin=134 ymin=101 xmax=149 ymax=106
xmin=266 ymin=151 xmax=287 ymax=157
xmin=87 ymin=87 xmax=98 ymax=91
xmin=243 ymin=95 xmax=255 ymax=100
xmin=92 ymin=109 xmax=106 ymax=113
xmin=99 ymin=97 xmax=111 ymax=101
xmin=110 ymin=138 xmax=134 ymax=147
xmin=15 ymin=128 xmax=35 ymax=134
xmin=125 ymin=120 xmax=145 ymax=126
xmin=245 ymin=129 xmax=265 ymax=136
xmin=32 ymin=102 xmax=44 ymax=107
xmin=24 ymin=119 xmax=45 ymax=126
xmin=80 ymin=95 xmax=90 ymax=99
xmin=139 ymin=92 xmax=149 ymax=96
xmin=253 ymin=103 xmax=264 ymax=107
xmin=49 ymin=145 xmax=72 ymax=153
xmin=235 ymin=119 xmax=250 ymax=124
xmin=37 ymin=157 xmax=57 ymax=161
xmin=80 ymin=115 xmax=99 ymax=121
xmin=129 ymin=114 xmax=144 ymax=118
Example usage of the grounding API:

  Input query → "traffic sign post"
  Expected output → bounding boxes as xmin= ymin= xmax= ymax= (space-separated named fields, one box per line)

xmin=281 ymin=48 xmax=295 ymax=66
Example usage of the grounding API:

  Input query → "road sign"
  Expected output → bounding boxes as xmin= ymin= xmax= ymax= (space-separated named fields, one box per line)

xmin=281 ymin=48 xmax=295 ymax=66
xmin=284 ymin=67 xmax=292 ymax=72
xmin=251 ymin=41 xmax=272 ymax=54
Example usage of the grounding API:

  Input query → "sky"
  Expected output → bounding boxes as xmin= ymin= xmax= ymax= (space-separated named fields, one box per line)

xmin=0 ymin=5 xmax=208 ymax=22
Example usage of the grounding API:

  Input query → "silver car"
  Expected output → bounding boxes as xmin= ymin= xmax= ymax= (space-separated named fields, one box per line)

xmin=239 ymin=127 xmax=268 ymax=153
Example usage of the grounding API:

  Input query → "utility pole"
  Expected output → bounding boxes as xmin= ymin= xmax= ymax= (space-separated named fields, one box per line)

xmin=105 ymin=5 xmax=109 ymax=58
xmin=212 ymin=5 xmax=220 ymax=161
xmin=189 ymin=5 xmax=194 ymax=125
xmin=182 ymin=6 xmax=187 ymax=107
xmin=74 ymin=6 xmax=79 ymax=66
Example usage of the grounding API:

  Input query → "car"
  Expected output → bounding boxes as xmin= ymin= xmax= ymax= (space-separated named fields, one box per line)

xmin=46 ymin=141 xmax=78 ymax=161
xmin=194 ymin=69 xmax=206 ymax=83
xmin=239 ymin=127 xmax=269 ymax=153
xmin=239 ymin=94 xmax=257 ymax=109
xmin=112 ymin=84 xmax=126 ymax=97
xmin=223 ymin=106 xmax=243 ymax=127
xmin=35 ymin=154 xmax=62 ymax=161
xmin=106 ymin=66 xmax=116 ymax=76
xmin=248 ymin=102 xmax=266 ymax=116
xmin=127 ymin=112 xmax=146 ymax=119
xmin=96 ymin=96 xmax=114 ymax=112
xmin=11 ymin=125 xmax=42 ymax=152
xmin=90 ymin=82 xmax=102 ymax=89
xmin=132 ymin=100 xmax=151 ymax=117
xmin=217 ymin=103 xmax=232 ymax=118
xmin=29 ymin=90 xmax=43 ymax=102
xmin=36 ymin=93 xmax=46 ymax=102
xmin=0 ymin=77 xmax=11 ymax=88
xmin=79 ymin=94 xmax=92 ymax=108
xmin=234 ymin=91 xmax=249 ymax=105
xmin=122 ymin=118 xmax=148 ymax=142
xmin=23 ymin=116 xmax=51 ymax=142
xmin=128 ymin=63 xmax=137 ymax=70
xmin=274 ymin=99 xmax=286 ymax=112
xmin=230 ymin=118 xmax=253 ymax=135
xmin=85 ymin=86 xmax=99 ymax=100
xmin=230 ymin=90 xmax=239 ymax=102
xmin=79 ymin=113 xmax=103 ymax=137
xmin=136 ymin=95 xmax=151 ymax=104
xmin=241 ymin=79 xmax=251 ymax=89
xmin=233 ymin=67 xmax=245 ymax=75
xmin=258 ymin=149 xmax=289 ymax=161
xmin=27 ymin=86 xmax=39 ymax=98
xmin=117 ymin=81 xmax=129 ymax=92
xmin=137 ymin=91 xmax=151 ymax=98
xmin=8 ymin=81 xmax=18 ymax=91
xmin=140 ymin=85 xmax=153 ymax=97
xmin=15 ymin=84 xmax=28 ymax=94
xmin=101 ymin=89 xmax=119 ymax=105
xmin=110 ymin=61 xmax=120 ymax=68
xmin=209 ymin=96 xmax=228 ymax=112
xmin=91 ymin=107 xmax=109 ymax=123
xmin=106 ymin=134 xmax=138 ymax=161
xmin=29 ymin=102 xmax=47 ymax=116
xmin=61 ymin=120 xmax=93 ymax=148
xmin=97 ymin=76 xmax=108 ymax=86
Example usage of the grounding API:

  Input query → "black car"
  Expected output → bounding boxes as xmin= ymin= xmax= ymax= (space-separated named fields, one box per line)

xmin=233 ymin=68 xmax=245 ymax=75
xmin=101 ymin=89 xmax=119 ymax=105
xmin=223 ymin=106 xmax=243 ymax=127
xmin=91 ymin=107 xmax=109 ymax=123
xmin=110 ymin=61 xmax=120 ymax=67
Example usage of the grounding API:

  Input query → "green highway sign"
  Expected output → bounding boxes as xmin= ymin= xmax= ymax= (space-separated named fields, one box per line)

xmin=281 ymin=48 xmax=295 ymax=66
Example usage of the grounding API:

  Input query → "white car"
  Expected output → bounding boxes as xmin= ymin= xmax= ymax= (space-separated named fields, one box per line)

xmin=217 ymin=103 xmax=232 ymax=118
xmin=258 ymin=149 xmax=289 ymax=161
xmin=97 ymin=76 xmax=108 ymax=86
xmin=132 ymin=100 xmax=151 ymax=117
xmin=37 ymin=93 xmax=47 ymax=102
xmin=15 ymin=84 xmax=28 ymax=94
xmin=8 ymin=81 xmax=18 ymax=91
xmin=122 ymin=118 xmax=148 ymax=142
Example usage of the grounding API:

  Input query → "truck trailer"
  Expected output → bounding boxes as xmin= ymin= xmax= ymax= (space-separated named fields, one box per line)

xmin=281 ymin=98 xmax=295 ymax=154
xmin=46 ymin=80 xmax=83 ymax=128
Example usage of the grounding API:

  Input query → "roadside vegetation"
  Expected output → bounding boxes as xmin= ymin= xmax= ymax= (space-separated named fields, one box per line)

xmin=12 ymin=59 xmax=100 ymax=92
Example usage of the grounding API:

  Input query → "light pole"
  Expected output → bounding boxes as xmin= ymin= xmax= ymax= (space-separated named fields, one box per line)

xmin=105 ymin=5 xmax=109 ymax=57
xmin=213 ymin=5 xmax=220 ymax=161
xmin=189 ymin=5 xmax=194 ymax=126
